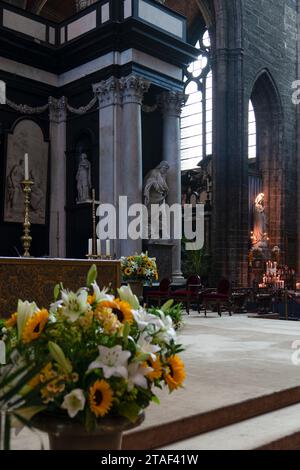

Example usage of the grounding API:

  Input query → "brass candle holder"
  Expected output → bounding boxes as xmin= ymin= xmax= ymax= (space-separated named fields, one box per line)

xmin=21 ymin=179 xmax=34 ymax=257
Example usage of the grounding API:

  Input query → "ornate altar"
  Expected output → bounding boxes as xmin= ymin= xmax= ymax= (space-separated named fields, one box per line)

xmin=0 ymin=258 xmax=121 ymax=318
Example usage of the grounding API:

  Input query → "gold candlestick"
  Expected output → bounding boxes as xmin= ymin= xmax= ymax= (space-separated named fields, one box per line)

xmin=21 ymin=180 xmax=34 ymax=257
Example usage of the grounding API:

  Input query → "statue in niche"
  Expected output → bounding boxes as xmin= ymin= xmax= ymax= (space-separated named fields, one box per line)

xmin=76 ymin=153 xmax=91 ymax=204
xmin=143 ymin=161 xmax=170 ymax=240
xmin=252 ymin=193 xmax=268 ymax=251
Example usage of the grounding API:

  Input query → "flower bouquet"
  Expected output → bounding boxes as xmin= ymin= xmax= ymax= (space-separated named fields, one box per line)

xmin=121 ymin=253 xmax=158 ymax=283
xmin=0 ymin=265 xmax=185 ymax=450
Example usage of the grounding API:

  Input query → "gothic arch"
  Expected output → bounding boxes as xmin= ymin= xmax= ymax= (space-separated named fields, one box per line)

xmin=250 ymin=69 xmax=284 ymax=250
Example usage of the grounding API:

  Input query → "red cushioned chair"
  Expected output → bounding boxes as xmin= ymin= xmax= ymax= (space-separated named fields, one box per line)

xmin=202 ymin=278 xmax=232 ymax=317
xmin=172 ymin=275 xmax=202 ymax=315
xmin=145 ymin=278 xmax=171 ymax=307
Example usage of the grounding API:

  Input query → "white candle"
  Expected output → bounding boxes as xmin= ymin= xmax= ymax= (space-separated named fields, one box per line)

xmin=24 ymin=153 xmax=29 ymax=180
xmin=106 ymin=240 xmax=111 ymax=257
xmin=97 ymin=239 xmax=101 ymax=256
xmin=88 ymin=239 xmax=93 ymax=255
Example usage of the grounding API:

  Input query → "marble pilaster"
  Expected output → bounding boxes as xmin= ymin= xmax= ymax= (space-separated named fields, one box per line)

xmin=48 ymin=96 xmax=67 ymax=258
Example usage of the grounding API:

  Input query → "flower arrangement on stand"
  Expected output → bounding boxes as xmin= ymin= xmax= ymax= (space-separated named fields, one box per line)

xmin=0 ymin=265 xmax=185 ymax=450
xmin=121 ymin=253 xmax=158 ymax=284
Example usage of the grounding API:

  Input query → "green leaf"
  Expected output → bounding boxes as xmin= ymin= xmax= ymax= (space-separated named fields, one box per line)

xmin=161 ymin=299 xmax=174 ymax=312
xmin=118 ymin=402 xmax=141 ymax=423
xmin=123 ymin=321 xmax=130 ymax=349
xmin=87 ymin=264 xmax=97 ymax=287
xmin=151 ymin=395 xmax=160 ymax=405
xmin=53 ymin=284 xmax=60 ymax=302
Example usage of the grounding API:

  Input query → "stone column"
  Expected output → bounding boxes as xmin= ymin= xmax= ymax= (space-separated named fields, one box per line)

xmin=211 ymin=48 xmax=248 ymax=287
xmin=119 ymin=75 xmax=150 ymax=257
xmin=159 ymin=91 xmax=186 ymax=283
xmin=49 ymin=96 xmax=67 ymax=258
xmin=93 ymin=78 xmax=123 ymax=258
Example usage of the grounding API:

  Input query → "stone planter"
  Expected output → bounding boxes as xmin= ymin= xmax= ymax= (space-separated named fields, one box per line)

xmin=128 ymin=280 xmax=144 ymax=299
xmin=32 ymin=413 xmax=144 ymax=450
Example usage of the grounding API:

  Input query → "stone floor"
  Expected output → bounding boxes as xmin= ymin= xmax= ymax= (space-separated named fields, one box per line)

xmin=9 ymin=312 xmax=300 ymax=450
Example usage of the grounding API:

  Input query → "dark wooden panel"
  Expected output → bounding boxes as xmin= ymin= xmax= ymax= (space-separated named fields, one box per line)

xmin=0 ymin=257 xmax=121 ymax=317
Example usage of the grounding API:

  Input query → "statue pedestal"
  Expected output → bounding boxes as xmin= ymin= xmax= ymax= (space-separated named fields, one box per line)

xmin=145 ymin=241 xmax=174 ymax=282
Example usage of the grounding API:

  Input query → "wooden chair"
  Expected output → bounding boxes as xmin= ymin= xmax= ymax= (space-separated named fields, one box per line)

xmin=202 ymin=279 xmax=232 ymax=317
xmin=172 ymin=275 xmax=202 ymax=315
xmin=145 ymin=278 xmax=171 ymax=307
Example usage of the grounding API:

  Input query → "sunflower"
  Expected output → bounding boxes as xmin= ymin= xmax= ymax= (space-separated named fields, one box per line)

xmin=165 ymin=355 xmax=186 ymax=391
xmin=124 ymin=267 xmax=133 ymax=277
xmin=22 ymin=309 xmax=49 ymax=344
xmin=100 ymin=299 xmax=134 ymax=325
xmin=147 ymin=355 xmax=163 ymax=381
xmin=89 ymin=380 xmax=113 ymax=418
xmin=146 ymin=261 xmax=153 ymax=269
xmin=137 ymin=267 xmax=144 ymax=276
xmin=5 ymin=312 xmax=17 ymax=328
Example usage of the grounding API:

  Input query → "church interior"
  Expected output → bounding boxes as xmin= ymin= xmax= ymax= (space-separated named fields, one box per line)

xmin=1 ymin=0 xmax=300 ymax=452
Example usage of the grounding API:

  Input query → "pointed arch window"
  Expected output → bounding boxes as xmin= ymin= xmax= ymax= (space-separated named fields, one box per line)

xmin=248 ymin=100 xmax=256 ymax=159
xmin=181 ymin=30 xmax=212 ymax=171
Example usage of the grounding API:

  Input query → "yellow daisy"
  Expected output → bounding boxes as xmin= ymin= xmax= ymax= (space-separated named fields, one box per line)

xmin=165 ymin=355 xmax=186 ymax=392
xmin=147 ymin=355 xmax=163 ymax=381
xmin=5 ymin=312 xmax=17 ymax=328
xmin=89 ymin=380 xmax=113 ymax=418
xmin=100 ymin=299 xmax=134 ymax=325
xmin=22 ymin=309 xmax=49 ymax=344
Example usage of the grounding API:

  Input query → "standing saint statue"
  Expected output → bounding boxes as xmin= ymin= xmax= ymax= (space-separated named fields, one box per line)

xmin=143 ymin=161 xmax=170 ymax=239
xmin=252 ymin=192 xmax=268 ymax=251
xmin=76 ymin=153 xmax=91 ymax=204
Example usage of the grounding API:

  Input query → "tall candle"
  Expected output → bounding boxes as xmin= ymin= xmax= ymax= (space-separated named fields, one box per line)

xmin=106 ymin=240 xmax=111 ymax=257
xmin=88 ymin=239 xmax=93 ymax=255
xmin=97 ymin=239 xmax=101 ymax=256
xmin=24 ymin=153 xmax=29 ymax=180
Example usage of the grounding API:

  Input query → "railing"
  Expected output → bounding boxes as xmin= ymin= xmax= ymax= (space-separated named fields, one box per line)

xmin=0 ymin=0 xmax=187 ymax=47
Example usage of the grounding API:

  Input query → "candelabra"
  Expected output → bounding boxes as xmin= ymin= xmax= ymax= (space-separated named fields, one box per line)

xmin=21 ymin=180 xmax=34 ymax=257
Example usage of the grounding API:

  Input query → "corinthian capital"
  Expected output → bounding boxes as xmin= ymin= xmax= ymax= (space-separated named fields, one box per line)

xmin=158 ymin=91 xmax=187 ymax=117
xmin=93 ymin=77 xmax=122 ymax=108
xmin=119 ymin=75 xmax=150 ymax=105
xmin=49 ymin=96 xmax=67 ymax=123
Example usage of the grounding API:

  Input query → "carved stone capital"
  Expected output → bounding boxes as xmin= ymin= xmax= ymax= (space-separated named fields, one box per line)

xmin=119 ymin=75 xmax=150 ymax=105
xmin=49 ymin=96 xmax=67 ymax=123
xmin=93 ymin=77 xmax=122 ymax=108
xmin=158 ymin=91 xmax=187 ymax=117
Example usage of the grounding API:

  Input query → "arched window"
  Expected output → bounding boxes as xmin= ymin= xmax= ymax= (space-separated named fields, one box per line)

xmin=248 ymin=100 xmax=256 ymax=159
xmin=181 ymin=30 xmax=212 ymax=171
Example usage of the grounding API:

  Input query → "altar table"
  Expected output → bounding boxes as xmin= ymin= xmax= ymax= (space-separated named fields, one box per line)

xmin=0 ymin=258 xmax=121 ymax=318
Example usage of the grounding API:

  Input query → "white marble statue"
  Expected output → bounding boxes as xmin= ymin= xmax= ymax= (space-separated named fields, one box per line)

xmin=76 ymin=153 xmax=91 ymax=203
xmin=143 ymin=161 xmax=169 ymax=207
xmin=143 ymin=161 xmax=170 ymax=239
xmin=252 ymin=193 xmax=268 ymax=251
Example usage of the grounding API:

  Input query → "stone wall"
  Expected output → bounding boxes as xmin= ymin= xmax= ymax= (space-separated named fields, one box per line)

xmin=243 ymin=0 xmax=298 ymax=268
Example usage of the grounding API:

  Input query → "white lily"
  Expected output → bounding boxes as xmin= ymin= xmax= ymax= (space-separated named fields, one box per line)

xmin=155 ymin=311 xmax=177 ymax=345
xmin=137 ymin=333 xmax=160 ymax=361
xmin=92 ymin=282 xmax=114 ymax=303
xmin=127 ymin=363 xmax=152 ymax=391
xmin=61 ymin=389 xmax=86 ymax=418
xmin=88 ymin=345 xmax=131 ymax=379
xmin=132 ymin=307 xmax=163 ymax=332
xmin=118 ymin=285 xmax=140 ymax=310
xmin=60 ymin=288 xmax=90 ymax=323
xmin=17 ymin=300 xmax=39 ymax=340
